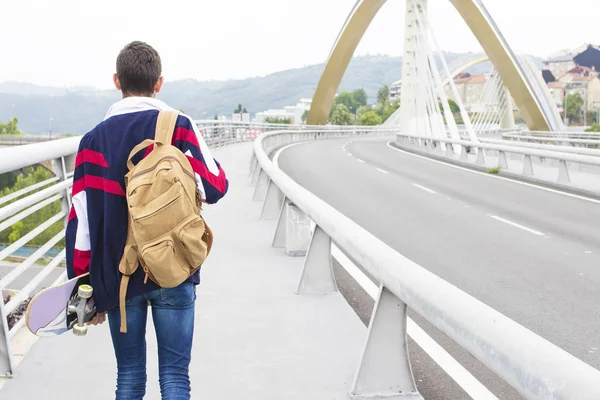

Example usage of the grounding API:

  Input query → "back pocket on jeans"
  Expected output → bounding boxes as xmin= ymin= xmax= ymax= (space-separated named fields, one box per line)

xmin=159 ymin=283 xmax=196 ymax=307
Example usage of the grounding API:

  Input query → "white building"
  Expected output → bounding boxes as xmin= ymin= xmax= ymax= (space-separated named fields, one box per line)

xmin=253 ymin=99 xmax=312 ymax=124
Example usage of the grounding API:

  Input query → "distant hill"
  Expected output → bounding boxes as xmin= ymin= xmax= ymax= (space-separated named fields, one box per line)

xmin=0 ymin=53 xmax=543 ymax=134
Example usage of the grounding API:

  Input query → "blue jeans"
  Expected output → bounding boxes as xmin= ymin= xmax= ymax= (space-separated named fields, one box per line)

xmin=107 ymin=282 xmax=196 ymax=400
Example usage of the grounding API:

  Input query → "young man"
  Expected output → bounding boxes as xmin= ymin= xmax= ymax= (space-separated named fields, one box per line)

xmin=65 ymin=41 xmax=228 ymax=400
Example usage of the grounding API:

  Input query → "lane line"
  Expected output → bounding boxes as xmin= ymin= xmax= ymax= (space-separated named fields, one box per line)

xmin=357 ymin=159 xmax=365 ymax=164
xmin=487 ymin=215 xmax=545 ymax=236
xmin=413 ymin=183 xmax=437 ymax=194
xmin=273 ymin=143 xmax=498 ymax=400
xmin=376 ymin=168 xmax=389 ymax=174
xmin=332 ymin=244 xmax=499 ymax=400
xmin=385 ymin=141 xmax=600 ymax=205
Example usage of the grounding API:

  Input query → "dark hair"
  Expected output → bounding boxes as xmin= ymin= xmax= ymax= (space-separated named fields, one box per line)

xmin=116 ymin=41 xmax=161 ymax=97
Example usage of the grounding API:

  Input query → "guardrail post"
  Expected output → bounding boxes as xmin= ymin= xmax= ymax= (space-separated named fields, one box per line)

xmin=445 ymin=143 xmax=454 ymax=158
xmin=523 ymin=155 xmax=534 ymax=176
xmin=0 ymin=296 xmax=14 ymax=377
xmin=476 ymin=148 xmax=486 ymax=166
xmin=249 ymin=152 xmax=257 ymax=177
xmin=252 ymin=169 xmax=269 ymax=201
xmin=51 ymin=156 xmax=71 ymax=225
xmin=460 ymin=145 xmax=469 ymax=161
xmin=272 ymin=198 xmax=288 ymax=248
xmin=350 ymin=286 xmax=421 ymax=399
xmin=558 ymin=160 xmax=571 ymax=184
xmin=260 ymin=180 xmax=284 ymax=220
xmin=296 ymin=225 xmax=337 ymax=294
xmin=498 ymin=151 xmax=508 ymax=169
xmin=285 ymin=203 xmax=312 ymax=256
xmin=251 ymin=164 xmax=261 ymax=186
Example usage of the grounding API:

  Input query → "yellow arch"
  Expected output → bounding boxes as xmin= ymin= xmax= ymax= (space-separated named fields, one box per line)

xmin=307 ymin=0 xmax=552 ymax=131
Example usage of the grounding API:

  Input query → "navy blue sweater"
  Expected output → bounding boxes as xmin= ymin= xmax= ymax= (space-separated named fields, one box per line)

xmin=65 ymin=97 xmax=228 ymax=313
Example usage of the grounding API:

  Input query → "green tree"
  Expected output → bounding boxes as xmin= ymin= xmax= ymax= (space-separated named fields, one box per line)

xmin=448 ymin=99 xmax=460 ymax=114
xmin=377 ymin=86 xmax=390 ymax=107
xmin=214 ymin=113 xmax=218 ymax=120
xmin=264 ymin=117 xmax=292 ymax=124
xmin=331 ymin=104 xmax=353 ymax=125
xmin=334 ymin=92 xmax=358 ymax=114
xmin=0 ymin=118 xmax=21 ymax=135
xmin=566 ymin=93 xmax=583 ymax=122
xmin=234 ymin=104 xmax=243 ymax=114
xmin=302 ymin=110 xmax=309 ymax=122
xmin=0 ymin=166 xmax=64 ymax=248
xmin=381 ymin=101 xmax=400 ymax=123
xmin=352 ymin=89 xmax=368 ymax=108
xmin=361 ymin=111 xmax=382 ymax=126
xmin=585 ymin=124 xmax=600 ymax=132
xmin=356 ymin=106 xmax=371 ymax=123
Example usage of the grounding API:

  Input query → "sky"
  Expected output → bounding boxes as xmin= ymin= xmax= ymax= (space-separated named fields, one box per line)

xmin=1 ymin=0 xmax=598 ymax=89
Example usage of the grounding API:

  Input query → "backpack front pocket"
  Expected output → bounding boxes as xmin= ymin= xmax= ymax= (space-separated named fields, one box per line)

xmin=140 ymin=236 xmax=190 ymax=287
xmin=174 ymin=214 xmax=209 ymax=268
xmin=129 ymin=182 xmax=194 ymax=242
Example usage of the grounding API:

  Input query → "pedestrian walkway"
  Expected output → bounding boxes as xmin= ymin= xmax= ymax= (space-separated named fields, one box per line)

xmin=0 ymin=142 xmax=367 ymax=399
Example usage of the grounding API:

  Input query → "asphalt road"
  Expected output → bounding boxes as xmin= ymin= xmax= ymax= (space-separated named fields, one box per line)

xmin=277 ymin=136 xmax=600 ymax=399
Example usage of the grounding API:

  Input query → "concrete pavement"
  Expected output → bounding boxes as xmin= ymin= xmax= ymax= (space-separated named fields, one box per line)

xmin=0 ymin=142 xmax=367 ymax=400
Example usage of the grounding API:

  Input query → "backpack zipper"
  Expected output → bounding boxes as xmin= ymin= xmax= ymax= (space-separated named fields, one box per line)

xmin=130 ymin=156 xmax=196 ymax=182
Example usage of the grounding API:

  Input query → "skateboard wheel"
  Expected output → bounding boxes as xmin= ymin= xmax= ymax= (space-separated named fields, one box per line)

xmin=78 ymin=284 xmax=93 ymax=299
xmin=73 ymin=324 xmax=87 ymax=336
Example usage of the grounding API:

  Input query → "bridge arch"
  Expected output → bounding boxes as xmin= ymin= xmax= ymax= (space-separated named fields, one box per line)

xmin=307 ymin=0 xmax=556 ymax=131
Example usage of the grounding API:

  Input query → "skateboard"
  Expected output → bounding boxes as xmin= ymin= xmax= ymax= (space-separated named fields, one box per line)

xmin=25 ymin=273 xmax=97 ymax=337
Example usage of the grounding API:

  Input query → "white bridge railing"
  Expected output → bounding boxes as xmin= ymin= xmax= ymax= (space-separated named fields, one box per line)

xmin=394 ymin=132 xmax=600 ymax=197
xmin=250 ymin=129 xmax=600 ymax=399
xmin=0 ymin=121 xmax=385 ymax=377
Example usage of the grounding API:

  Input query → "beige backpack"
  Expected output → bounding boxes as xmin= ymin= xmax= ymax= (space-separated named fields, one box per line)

xmin=118 ymin=110 xmax=213 ymax=332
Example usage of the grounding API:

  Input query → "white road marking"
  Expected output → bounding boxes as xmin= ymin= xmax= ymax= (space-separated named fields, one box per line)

xmin=332 ymin=244 xmax=499 ymax=400
xmin=385 ymin=142 xmax=600 ymax=205
xmin=273 ymin=143 xmax=497 ymax=399
xmin=413 ymin=183 xmax=437 ymax=194
xmin=585 ymin=250 xmax=592 ymax=254
xmin=357 ymin=159 xmax=365 ymax=164
xmin=376 ymin=168 xmax=389 ymax=174
xmin=348 ymin=153 xmax=353 ymax=157
xmin=487 ymin=215 xmax=545 ymax=236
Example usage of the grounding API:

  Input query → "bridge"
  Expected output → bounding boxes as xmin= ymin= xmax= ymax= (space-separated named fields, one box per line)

xmin=1 ymin=0 xmax=600 ymax=399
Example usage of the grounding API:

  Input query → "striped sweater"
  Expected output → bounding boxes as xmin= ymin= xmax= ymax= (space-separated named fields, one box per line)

xmin=65 ymin=97 xmax=228 ymax=313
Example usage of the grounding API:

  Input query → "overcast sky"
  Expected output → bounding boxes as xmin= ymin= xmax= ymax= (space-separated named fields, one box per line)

xmin=1 ymin=0 xmax=598 ymax=89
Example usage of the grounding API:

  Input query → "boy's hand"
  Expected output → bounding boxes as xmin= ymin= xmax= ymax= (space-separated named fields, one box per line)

xmin=87 ymin=312 xmax=106 ymax=326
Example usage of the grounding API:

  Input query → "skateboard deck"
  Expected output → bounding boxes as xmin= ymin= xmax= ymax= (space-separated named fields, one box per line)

xmin=26 ymin=273 xmax=97 ymax=337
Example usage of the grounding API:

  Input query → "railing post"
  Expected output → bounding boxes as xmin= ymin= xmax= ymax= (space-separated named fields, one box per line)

xmin=445 ymin=143 xmax=454 ymax=158
xmin=252 ymin=169 xmax=269 ymax=201
xmin=0 ymin=297 xmax=14 ymax=377
xmin=272 ymin=198 xmax=288 ymax=248
xmin=296 ymin=225 xmax=337 ymax=294
xmin=476 ymin=148 xmax=486 ymax=166
xmin=260 ymin=180 xmax=283 ymax=220
xmin=350 ymin=286 xmax=421 ymax=399
xmin=558 ymin=160 xmax=571 ymax=184
xmin=498 ymin=151 xmax=508 ymax=169
xmin=285 ymin=203 xmax=312 ymax=256
xmin=52 ymin=156 xmax=71 ymax=225
xmin=523 ymin=155 xmax=534 ymax=176
xmin=460 ymin=145 xmax=469 ymax=161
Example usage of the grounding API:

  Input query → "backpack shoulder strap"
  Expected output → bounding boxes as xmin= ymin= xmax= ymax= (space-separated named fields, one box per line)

xmin=155 ymin=110 xmax=179 ymax=147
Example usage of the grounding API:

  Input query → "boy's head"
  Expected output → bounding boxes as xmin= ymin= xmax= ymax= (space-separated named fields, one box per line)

xmin=113 ymin=41 xmax=164 ymax=98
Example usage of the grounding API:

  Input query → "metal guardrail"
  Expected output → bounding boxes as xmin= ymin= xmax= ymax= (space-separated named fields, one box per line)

xmin=249 ymin=129 xmax=600 ymax=399
xmin=0 ymin=121 xmax=388 ymax=377
xmin=503 ymin=131 xmax=600 ymax=149
xmin=394 ymin=133 xmax=600 ymax=191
